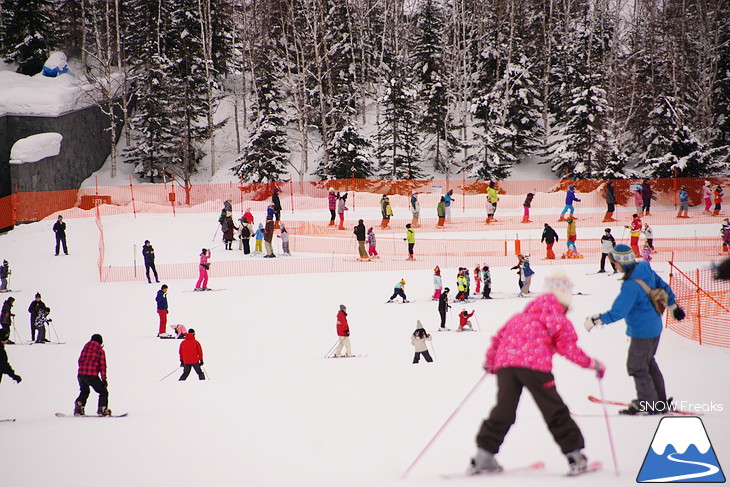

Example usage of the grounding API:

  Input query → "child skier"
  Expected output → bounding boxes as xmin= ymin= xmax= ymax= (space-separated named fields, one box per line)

xmin=457 ymin=309 xmax=475 ymax=332
xmin=473 ymin=264 xmax=482 ymax=295
xmin=367 ymin=227 xmax=378 ymax=258
xmin=509 ymin=259 xmax=523 ymax=294
xmin=703 ymin=181 xmax=712 ymax=214
xmin=558 ymin=185 xmax=580 ymax=221
xmin=404 ymin=223 xmax=415 ymax=260
xmin=633 ymin=186 xmax=643 ymax=214
xmin=455 ymin=269 xmax=468 ymax=302
xmin=1 ymin=297 xmax=15 ymax=343
xmin=626 ymin=214 xmax=642 ymax=257
xmin=437 ymin=197 xmax=446 ymax=226
xmin=541 ymin=223 xmax=559 ymax=259
xmin=641 ymin=242 xmax=653 ymax=262
xmin=0 ymin=260 xmax=9 ymax=292
xmin=481 ymin=264 xmax=492 ymax=299
xmin=254 ymin=223 xmax=264 ymax=254
xmin=380 ymin=195 xmax=392 ymax=228
xmin=677 ymin=185 xmax=690 ymax=218
xmin=566 ymin=216 xmax=577 ymax=252
xmin=599 ymin=228 xmax=616 ymax=273
xmin=156 ymin=284 xmax=169 ymax=336
xmin=522 ymin=189 xmax=535 ymax=223
xmin=642 ymin=223 xmax=654 ymax=250
xmin=388 ymin=279 xmax=409 ymax=303
xmin=238 ymin=217 xmax=254 ymax=254
xmin=278 ymin=224 xmax=291 ymax=255
xmin=336 ymin=192 xmax=348 ymax=230
xmin=411 ymin=320 xmax=433 ymax=363
xmin=469 ymin=271 xmax=605 ymax=476
xmin=195 ymin=249 xmax=211 ymax=291
xmin=33 ymin=306 xmax=51 ymax=344
xmin=432 ymin=266 xmax=442 ymax=300
xmin=722 ymin=219 xmax=730 ymax=253
xmin=486 ymin=182 xmax=499 ymax=224
xmin=713 ymin=185 xmax=723 ymax=216
xmin=518 ymin=255 xmax=534 ymax=297
xmin=328 ymin=187 xmax=337 ymax=226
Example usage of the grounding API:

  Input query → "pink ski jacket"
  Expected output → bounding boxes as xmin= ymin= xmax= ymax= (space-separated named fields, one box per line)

xmin=485 ymin=293 xmax=591 ymax=373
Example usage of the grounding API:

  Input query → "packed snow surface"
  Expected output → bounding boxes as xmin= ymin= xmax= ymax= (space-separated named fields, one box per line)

xmin=0 ymin=210 xmax=728 ymax=487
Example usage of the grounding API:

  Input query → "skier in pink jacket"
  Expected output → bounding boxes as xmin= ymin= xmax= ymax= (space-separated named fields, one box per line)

xmin=469 ymin=271 xmax=605 ymax=476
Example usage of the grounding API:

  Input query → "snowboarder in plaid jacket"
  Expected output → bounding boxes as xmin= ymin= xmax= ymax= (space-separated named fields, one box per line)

xmin=74 ymin=334 xmax=110 ymax=416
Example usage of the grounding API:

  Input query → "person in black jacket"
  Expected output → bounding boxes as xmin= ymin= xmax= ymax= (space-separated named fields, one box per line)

xmin=541 ymin=223 xmax=559 ymax=259
xmin=0 ymin=328 xmax=22 ymax=384
xmin=28 ymin=292 xmax=47 ymax=342
xmin=354 ymin=219 xmax=368 ymax=260
xmin=142 ymin=240 xmax=159 ymax=283
xmin=438 ymin=287 xmax=451 ymax=330
xmin=603 ymin=180 xmax=617 ymax=222
xmin=272 ymin=187 xmax=282 ymax=228
xmin=1 ymin=297 xmax=14 ymax=344
xmin=53 ymin=215 xmax=68 ymax=255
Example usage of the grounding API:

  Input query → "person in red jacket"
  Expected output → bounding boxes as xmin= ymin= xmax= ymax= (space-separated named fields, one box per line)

xmin=333 ymin=304 xmax=351 ymax=357
xmin=457 ymin=309 xmax=475 ymax=332
xmin=179 ymin=328 xmax=205 ymax=380
xmin=74 ymin=334 xmax=110 ymax=416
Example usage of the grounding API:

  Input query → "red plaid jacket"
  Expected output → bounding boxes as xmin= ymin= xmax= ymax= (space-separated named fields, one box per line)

xmin=77 ymin=340 xmax=107 ymax=379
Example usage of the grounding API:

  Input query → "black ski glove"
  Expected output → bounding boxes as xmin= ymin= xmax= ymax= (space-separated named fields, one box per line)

xmin=102 ymin=379 xmax=108 ymax=387
xmin=180 ymin=360 xmax=184 ymax=367
xmin=672 ymin=306 xmax=686 ymax=321
xmin=12 ymin=374 xmax=21 ymax=383
xmin=199 ymin=360 xmax=204 ymax=366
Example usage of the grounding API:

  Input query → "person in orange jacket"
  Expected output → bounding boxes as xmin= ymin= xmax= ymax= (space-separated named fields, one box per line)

xmin=179 ymin=328 xmax=205 ymax=380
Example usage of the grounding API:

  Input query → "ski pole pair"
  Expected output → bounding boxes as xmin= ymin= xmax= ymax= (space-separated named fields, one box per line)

xmin=324 ymin=338 xmax=340 ymax=358
xmin=159 ymin=365 xmax=211 ymax=381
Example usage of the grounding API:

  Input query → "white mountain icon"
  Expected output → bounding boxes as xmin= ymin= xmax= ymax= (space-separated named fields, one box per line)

xmin=651 ymin=417 xmax=711 ymax=455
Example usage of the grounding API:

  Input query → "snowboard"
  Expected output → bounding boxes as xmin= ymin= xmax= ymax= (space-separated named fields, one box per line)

xmin=55 ymin=412 xmax=128 ymax=418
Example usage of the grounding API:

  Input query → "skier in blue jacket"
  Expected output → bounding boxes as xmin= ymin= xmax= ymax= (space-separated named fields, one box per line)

xmin=559 ymin=185 xmax=580 ymax=221
xmin=584 ymin=244 xmax=685 ymax=415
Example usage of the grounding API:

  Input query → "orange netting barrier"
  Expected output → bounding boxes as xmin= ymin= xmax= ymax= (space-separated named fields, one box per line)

xmin=667 ymin=262 xmax=730 ymax=348
xmin=1 ymin=176 xmax=728 ymax=224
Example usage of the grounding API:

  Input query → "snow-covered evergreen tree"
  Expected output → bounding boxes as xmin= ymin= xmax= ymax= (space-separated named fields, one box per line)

xmin=645 ymin=98 xmax=729 ymax=178
xmin=0 ymin=0 xmax=57 ymax=74
xmin=231 ymin=41 xmax=289 ymax=182
xmin=316 ymin=124 xmax=374 ymax=180
xmin=465 ymin=88 xmax=513 ymax=180
xmin=375 ymin=72 xmax=426 ymax=180
xmin=412 ymin=0 xmax=459 ymax=174
xmin=123 ymin=0 xmax=178 ymax=181
xmin=323 ymin=0 xmax=358 ymax=133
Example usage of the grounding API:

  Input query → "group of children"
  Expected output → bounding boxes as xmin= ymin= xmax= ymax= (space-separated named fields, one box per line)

xmin=217 ymin=199 xmax=291 ymax=258
xmin=1 ymin=293 xmax=52 ymax=345
xmin=431 ymin=265 xmax=492 ymax=303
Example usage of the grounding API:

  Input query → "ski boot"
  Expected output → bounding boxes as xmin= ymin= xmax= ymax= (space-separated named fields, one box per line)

xmin=468 ymin=448 xmax=502 ymax=474
xmin=97 ymin=406 xmax=112 ymax=417
xmin=74 ymin=401 xmax=85 ymax=416
xmin=566 ymin=449 xmax=588 ymax=475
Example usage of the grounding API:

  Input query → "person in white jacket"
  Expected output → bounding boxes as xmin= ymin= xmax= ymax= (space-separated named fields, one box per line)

xmin=411 ymin=320 xmax=433 ymax=363
xmin=410 ymin=192 xmax=421 ymax=228
xmin=598 ymin=228 xmax=616 ymax=273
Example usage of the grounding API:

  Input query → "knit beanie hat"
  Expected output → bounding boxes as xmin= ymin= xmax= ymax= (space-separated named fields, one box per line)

xmin=610 ymin=244 xmax=636 ymax=265
xmin=543 ymin=270 xmax=573 ymax=308
xmin=339 ymin=304 xmax=346 ymax=312
xmin=91 ymin=334 xmax=103 ymax=344
xmin=416 ymin=320 xmax=424 ymax=330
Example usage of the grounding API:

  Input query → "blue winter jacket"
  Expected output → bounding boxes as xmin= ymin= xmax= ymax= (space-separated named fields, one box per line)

xmin=600 ymin=261 xmax=677 ymax=339
xmin=679 ymin=190 xmax=689 ymax=203
xmin=565 ymin=189 xmax=580 ymax=205
xmin=522 ymin=261 xmax=535 ymax=277
xmin=156 ymin=290 xmax=168 ymax=311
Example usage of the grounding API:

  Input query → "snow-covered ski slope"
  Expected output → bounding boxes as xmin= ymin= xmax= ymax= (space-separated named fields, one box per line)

xmin=1 ymin=209 xmax=728 ymax=487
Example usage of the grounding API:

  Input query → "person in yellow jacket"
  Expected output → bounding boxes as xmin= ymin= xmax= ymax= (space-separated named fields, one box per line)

xmin=456 ymin=269 xmax=468 ymax=301
xmin=404 ymin=223 xmax=416 ymax=260
xmin=486 ymin=182 xmax=499 ymax=224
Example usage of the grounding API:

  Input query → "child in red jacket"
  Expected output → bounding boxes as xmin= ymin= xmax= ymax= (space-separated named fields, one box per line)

xmin=333 ymin=304 xmax=351 ymax=357
xmin=457 ymin=309 xmax=475 ymax=332
xmin=179 ymin=329 xmax=205 ymax=380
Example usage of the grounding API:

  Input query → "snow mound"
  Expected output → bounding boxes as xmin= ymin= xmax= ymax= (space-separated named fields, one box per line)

xmin=10 ymin=133 xmax=63 ymax=163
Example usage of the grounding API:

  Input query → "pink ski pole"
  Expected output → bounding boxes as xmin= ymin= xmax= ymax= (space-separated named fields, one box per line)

xmin=401 ymin=371 xmax=489 ymax=479
xmin=597 ymin=377 xmax=620 ymax=476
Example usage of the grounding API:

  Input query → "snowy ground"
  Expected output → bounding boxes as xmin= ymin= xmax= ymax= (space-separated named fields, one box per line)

xmin=1 ymin=207 xmax=729 ymax=487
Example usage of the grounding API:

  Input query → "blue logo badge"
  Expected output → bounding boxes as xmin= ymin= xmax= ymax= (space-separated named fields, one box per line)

xmin=637 ymin=417 xmax=725 ymax=482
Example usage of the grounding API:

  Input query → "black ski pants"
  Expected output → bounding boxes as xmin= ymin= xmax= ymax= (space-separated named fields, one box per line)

xmin=242 ymin=238 xmax=251 ymax=254
xmin=599 ymin=253 xmax=616 ymax=272
xmin=476 ymin=367 xmax=584 ymax=455
xmin=389 ymin=288 xmax=407 ymax=301
xmin=627 ymin=336 xmax=665 ymax=403
xmin=76 ymin=374 xmax=109 ymax=409
xmin=145 ymin=261 xmax=159 ymax=283
xmin=55 ymin=235 xmax=68 ymax=255
xmin=179 ymin=363 xmax=205 ymax=381
xmin=439 ymin=308 xmax=447 ymax=328
xmin=413 ymin=351 xmax=433 ymax=363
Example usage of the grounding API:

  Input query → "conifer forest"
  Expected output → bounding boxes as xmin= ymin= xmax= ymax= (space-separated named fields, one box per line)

xmin=1 ymin=0 xmax=729 ymax=183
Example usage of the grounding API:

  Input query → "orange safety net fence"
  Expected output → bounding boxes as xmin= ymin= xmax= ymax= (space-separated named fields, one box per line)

xmin=667 ymin=262 xmax=730 ymax=348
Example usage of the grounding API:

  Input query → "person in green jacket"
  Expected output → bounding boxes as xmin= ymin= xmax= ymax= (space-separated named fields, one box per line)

xmin=404 ymin=223 xmax=416 ymax=260
xmin=486 ymin=181 xmax=499 ymax=224
xmin=437 ymin=197 xmax=446 ymax=227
